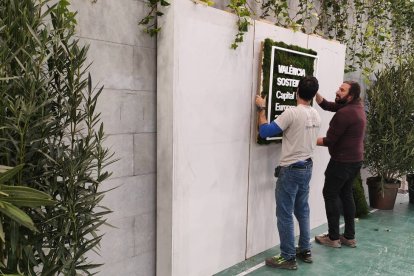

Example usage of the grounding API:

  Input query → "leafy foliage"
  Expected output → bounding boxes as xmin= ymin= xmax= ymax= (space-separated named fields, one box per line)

xmin=138 ymin=0 xmax=171 ymax=37
xmin=138 ymin=0 xmax=414 ymax=77
xmin=364 ymin=58 xmax=414 ymax=182
xmin=316 ymin=0 xmax=392 ymax=79
xmin=0 ymin=165 xmax=55 ymax=234
xmin=352 ymin=171 xmax=369 ymax=218
xmin=0 ymin=0 xmax=113 ymax=274
xmin=227 ymin=0 xmax=251 ymax=49
xmin=137 ymin=0 xmax=217 ymax=37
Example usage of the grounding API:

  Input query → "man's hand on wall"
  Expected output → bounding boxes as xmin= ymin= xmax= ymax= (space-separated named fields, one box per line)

xmin=255 ymin=95 xmax=266 ymax=109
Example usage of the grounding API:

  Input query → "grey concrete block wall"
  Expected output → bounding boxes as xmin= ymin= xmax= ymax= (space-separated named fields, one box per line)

xmin=71 ymin=0 xmax=157 ymax=275
xmin=134 ymin=133 xmax=157 ymax=175
xmin=96 ymin=175 xmax=156 ymax=263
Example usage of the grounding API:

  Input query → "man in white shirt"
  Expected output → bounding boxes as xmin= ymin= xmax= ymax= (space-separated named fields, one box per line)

xmin=255 ymin=76 xmax=321 ymax=270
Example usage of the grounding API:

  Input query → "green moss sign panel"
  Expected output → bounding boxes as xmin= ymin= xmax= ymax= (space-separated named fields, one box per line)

xmin=258 ymin=39 xmax=318 ymax=144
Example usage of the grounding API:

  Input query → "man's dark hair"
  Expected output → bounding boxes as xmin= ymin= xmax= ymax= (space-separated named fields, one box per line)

xmin=297 ymin=76 xmax=319 ymax=101
xmin=344 ymin=80 xmax=361 ymax=100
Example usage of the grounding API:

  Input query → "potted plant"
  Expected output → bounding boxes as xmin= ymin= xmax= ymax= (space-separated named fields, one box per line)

xmin=364 ymin=58 xmax=414 ymax=210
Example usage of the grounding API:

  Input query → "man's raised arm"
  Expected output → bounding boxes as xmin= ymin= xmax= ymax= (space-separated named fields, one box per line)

xmin=315 ymin=92 xmax=343 ymax=112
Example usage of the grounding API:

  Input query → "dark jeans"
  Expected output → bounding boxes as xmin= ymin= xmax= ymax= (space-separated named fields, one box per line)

xmin=323 ymin=159 xmax=362 ymax=240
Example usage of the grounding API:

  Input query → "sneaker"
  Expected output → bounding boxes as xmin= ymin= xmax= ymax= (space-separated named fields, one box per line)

xmin=265 ymin=255 xmax=297 ymax=270
xmin=339 ymin=235 xmax=357 ymax=248
xmin=315 ymin=234 xmax=341 ymax=248
xmin=296 ymin=247 xmax=313 ymax=263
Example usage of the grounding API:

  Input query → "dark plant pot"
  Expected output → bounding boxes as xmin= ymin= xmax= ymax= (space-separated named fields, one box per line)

xmin=407 ymin=174 xmax=414 ymax=204
xmin=366 ymin=177 xmax=400 ymax=210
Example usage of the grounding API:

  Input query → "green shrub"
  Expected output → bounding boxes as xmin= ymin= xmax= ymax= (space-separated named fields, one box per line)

xmin=0 ymin=0 xmax=113 ymax=274
xmin=352 ymin=171 xmax=369 ymax=218
xmin=365 ymin=58 xmax=414 ymax=182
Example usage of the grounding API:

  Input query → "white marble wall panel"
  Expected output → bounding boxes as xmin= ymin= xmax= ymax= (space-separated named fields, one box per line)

xmin=245 ymin=20 xmax=310 ymax=258
xmin=157 ymin=0 xmax=254 ymax=275
xmin=158 ymin=1 xmax=347 ymax=274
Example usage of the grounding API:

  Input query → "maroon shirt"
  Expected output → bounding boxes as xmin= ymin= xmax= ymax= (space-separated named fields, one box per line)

xmin=319 ymin=98 xmax=366 ymax=162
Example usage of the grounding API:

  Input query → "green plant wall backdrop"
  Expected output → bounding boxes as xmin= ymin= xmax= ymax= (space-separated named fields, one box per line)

xmin=258 ymin=39 xmax=316 ymax=144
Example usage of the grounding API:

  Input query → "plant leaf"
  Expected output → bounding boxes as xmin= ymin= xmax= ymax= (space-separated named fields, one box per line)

xmin=0 ymin=164 xmax=24 ymax=183
xmin=0 ymin=201 xmax=37 ymax=232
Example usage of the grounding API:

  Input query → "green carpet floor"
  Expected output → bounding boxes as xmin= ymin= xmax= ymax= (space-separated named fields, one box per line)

xmin=216 ymin=193 xmax=414 ymax=276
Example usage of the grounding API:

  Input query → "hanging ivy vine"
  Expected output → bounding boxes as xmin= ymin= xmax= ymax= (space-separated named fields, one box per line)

xmin=315 ymin=0 xmax=393 ymax=79
xmin=138 ymin=0 xmax=214 ymax=37
xmin=138 ymin=0 xmax=414 ymax=79
xmin=138 ymin=0 xmax=171 ymax=37
xmin=227 ymin=0 xmax=251 ymax=49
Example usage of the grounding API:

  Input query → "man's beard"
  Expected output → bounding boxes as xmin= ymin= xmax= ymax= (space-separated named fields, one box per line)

xmin=335 ymin=96 xmax=348 ymax=104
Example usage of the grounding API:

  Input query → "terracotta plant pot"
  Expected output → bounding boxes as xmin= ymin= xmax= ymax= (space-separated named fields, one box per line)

xmin=407 ymin=174 xmax=414 ymax=204
xmin=366 ymin=177 xmax=400 ymax=210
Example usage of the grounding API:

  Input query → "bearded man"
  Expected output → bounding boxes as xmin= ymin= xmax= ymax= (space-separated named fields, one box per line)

xmin=314 ymin=81 xmax=366 ymax=249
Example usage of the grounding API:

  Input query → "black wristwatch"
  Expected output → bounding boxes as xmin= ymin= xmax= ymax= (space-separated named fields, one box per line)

xmin=257 ymin=106 xmax=266 ymax=112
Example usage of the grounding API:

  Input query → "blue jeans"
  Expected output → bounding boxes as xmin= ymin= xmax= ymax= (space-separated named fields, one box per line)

xmin=275 ymin=160 xmax=313 ymax=260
